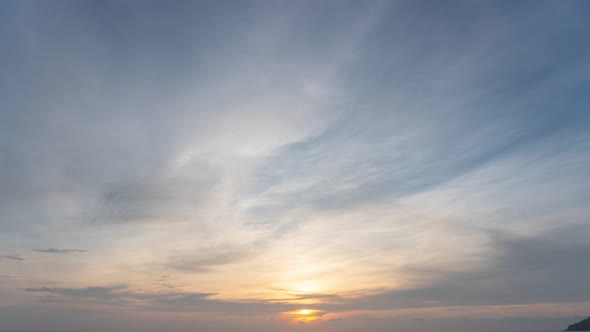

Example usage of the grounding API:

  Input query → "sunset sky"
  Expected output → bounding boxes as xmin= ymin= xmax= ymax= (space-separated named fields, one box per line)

xmin=1 ymin=1 xmax=590 ymax=331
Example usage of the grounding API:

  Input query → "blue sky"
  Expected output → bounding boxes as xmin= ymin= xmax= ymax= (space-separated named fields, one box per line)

xmin=1 ymin=1 xmax=590 ymax=331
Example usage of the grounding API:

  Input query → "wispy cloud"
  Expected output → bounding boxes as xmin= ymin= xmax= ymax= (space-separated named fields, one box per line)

xmin=0 ymin=254 xmax=25 ymax=261
xmin=1 ymin=1 xmax=590 ymax=331
xmin=33 ymin=248 xmax=88 ymax=254
xmin=164 ymin=246 xmax=257 ymax=273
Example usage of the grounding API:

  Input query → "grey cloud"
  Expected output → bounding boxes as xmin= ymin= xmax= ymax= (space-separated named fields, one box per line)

xmin=97 ymin=164 xmax=221 ymax=224
xmin=0 ymin=2 xmax=227 ymax=229
xmin=0 ymin=255 xmax=25 ymax=261
xmin=33 ymin=248 xmax=87 ymax=254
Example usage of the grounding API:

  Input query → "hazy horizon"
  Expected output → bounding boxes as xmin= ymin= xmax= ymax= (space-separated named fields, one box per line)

xmin=1 ymin=1 xmax=590 ymax=331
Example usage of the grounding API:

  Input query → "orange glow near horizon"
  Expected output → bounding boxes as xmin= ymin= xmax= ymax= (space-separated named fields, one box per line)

xmin=285 ymin=309 xmax=323 ymax=323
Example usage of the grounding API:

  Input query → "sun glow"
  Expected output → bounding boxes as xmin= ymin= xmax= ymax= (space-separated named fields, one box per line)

xmin=298 ymin=309 xmax=311 ymax=315
xmin=292 ymin=280 xmax=322 ymax=294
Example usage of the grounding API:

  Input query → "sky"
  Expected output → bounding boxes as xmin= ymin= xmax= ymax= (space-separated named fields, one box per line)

xmin=1 ymin=1 xmax=590 ymax=331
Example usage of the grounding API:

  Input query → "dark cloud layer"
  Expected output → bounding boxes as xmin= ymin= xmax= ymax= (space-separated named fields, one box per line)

xmin=25 ymin=286 xmax=296 ymax=315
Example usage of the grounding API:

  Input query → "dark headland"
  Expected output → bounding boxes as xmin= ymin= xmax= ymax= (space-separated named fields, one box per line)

xmin=565 ymin=317 xmax=590 ymax=331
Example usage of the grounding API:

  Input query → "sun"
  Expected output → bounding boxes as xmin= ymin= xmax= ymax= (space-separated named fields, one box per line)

xmin=298 ymin=309 xmax=311 ymax=315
